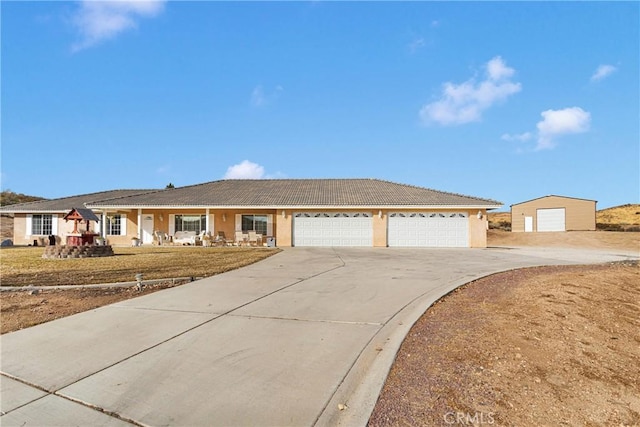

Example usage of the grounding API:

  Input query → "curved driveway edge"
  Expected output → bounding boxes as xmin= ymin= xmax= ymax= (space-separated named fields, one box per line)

xmin=317 ymin=246 xmax=638 ymax=427
xmin=1 ymin=246 xmax=637 ymax=426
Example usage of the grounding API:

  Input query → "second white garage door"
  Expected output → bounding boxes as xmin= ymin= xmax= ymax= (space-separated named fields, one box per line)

xmin=537 ymin=208 xmax=566 ymax=232
xmin=293 ymin=212 xmax=373 ymax=247
xmin=388 ymin=212 xmax=469 ymax=247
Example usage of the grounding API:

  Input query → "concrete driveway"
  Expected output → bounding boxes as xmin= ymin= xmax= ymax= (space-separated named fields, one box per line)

xmin=1 ymin=246 xmax=637 ymax=426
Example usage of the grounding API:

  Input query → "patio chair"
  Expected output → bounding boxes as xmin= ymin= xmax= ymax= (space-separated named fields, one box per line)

xmin=248 ymin=231 xmax=261 ymax=246
xmin=235 ymin=231 xmax=248 ymax=247
xmin=200 ymin=231 xmax=212 ymax=247
xmin=214 ymin=231 xmax=228 ymax=246
xmin=154 ymin=231 xmax=166 ymax=246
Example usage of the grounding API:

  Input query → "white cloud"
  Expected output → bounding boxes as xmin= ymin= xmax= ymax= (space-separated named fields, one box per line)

xmin=223 ymin=160 xmax=265 ymax=179
xmin=501 ymin=132 xmax=532 ymax=142
xmin=71 ymin=0 xmax=165 ymax=52
xmin=419 ymin=56 xmax=521 ymax=126
xmin=590 ymin=64 xmax=617 ymax=82
xmin=408 ymin=37 xmax=425 ymax=53
xmin=486 ymin=56 xmax=515 ymax=81
xmin=250 ymin=85 xmax=283 ymax=108
xmin=591 ymin=64 xmax=618 ymax=82
xmin=250 ymin=86 xmax=266 ymax=107
xmin=535 ymin=107 xmax=591 ymax=150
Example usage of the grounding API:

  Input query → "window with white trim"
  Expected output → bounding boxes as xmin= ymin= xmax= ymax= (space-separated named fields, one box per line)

xmin=31 ymin=214 xmax=53 ymax=235
xmin=174 ymin=215 xmax=207 ymax=234
xmin=106 ymin=215 xmax=124 ymax=235
xmin=241 ymin=215 xmax=268 ymax=235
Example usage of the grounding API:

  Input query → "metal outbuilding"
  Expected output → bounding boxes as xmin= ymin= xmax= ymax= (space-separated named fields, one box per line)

xmin=511 ymin=195 xmax=597 ymax=232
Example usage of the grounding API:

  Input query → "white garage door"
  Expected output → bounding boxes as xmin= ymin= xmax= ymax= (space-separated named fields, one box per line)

xmin=388 ymin=212 xmax=469 ymax=247
xmin=537 ymin=208 xmax=565 ymax=232
xmin=293 ymin=212 xmax=373 ymax=247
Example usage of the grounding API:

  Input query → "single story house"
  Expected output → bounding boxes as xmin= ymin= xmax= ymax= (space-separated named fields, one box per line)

xmin=1 ymin=189 xmax=157 ymax=246
xmin=2 ymin=179 xmax=502 ymax=248
xmin=83 ymin=179 xmax=502 ymax=248
xmin=511 ymin=195 xmax=597 ymax=232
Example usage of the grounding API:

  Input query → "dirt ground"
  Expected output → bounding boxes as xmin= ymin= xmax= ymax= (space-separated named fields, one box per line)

xmin=488 ymin=229 xmax=639 ymax=252
xmin=369 ymin=261 xmax=640 ymax=426
xmin=0 ymin=281 xmax=190 ymax=335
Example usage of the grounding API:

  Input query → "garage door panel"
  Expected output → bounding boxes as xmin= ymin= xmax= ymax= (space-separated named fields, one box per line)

xmin=388 ymin=212 xmax=469 ymax=247
xmin=537 ymin=208 xmax=565 ymax=232
xmin=293 ymin=213 xmax=373 ymax=247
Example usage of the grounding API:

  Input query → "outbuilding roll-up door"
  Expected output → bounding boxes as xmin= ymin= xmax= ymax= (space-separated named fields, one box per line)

xmin=293 ymin=212 xmax=373 ymax=247
xmin=537 ymin=208 xmax=565 ymax=232
xmin=388 ymin=212 xmax=469 ymax=247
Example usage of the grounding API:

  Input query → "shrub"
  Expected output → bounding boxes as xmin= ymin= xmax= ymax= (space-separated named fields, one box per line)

xmin=489 ymin=221 xmax=511 ymax=231
xmin=597 ymin=223 xmax=640 ymax=232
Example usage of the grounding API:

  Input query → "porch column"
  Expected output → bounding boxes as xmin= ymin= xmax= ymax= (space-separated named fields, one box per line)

xmin=137 ymin=209 xmax=142 ymax=239
xmin=205 ymin=208 xmax=211 ymax=233
xmin=101 ymin=212 xmax=107 ymax=237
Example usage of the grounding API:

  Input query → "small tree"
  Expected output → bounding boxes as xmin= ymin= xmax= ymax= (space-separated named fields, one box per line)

xmin=165 ymin=183 xmax=175 ymax=189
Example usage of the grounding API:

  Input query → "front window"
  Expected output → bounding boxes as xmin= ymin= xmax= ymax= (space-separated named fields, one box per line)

xmin=31 ymin=214 xmax=53 ymax=235
xmin=175 ymin=215 xmax=206 ymax=234
xmin=241 ymin=215 xmax=267 ymax=235
xmin=106 ymin=215 xmax=122 ymax=235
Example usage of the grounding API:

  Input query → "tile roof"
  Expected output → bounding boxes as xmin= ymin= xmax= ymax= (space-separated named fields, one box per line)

xmin=85 ymin=179 xmax=502 ymax=208
xmin=0 ymin=189 xmax=158 ymax=213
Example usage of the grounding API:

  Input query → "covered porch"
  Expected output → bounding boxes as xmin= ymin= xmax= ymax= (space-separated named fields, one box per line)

xmin=93 ymin=208 xmax=288 ymax=247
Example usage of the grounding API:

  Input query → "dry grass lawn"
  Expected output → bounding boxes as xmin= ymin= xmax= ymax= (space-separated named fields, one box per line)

xmin=0 ymin=246 xmax=279 ymax=287
xmin=1 ymin=246 xmax=280 ymax=334
xmin=1 ymin=282 xmax=191 ymax=334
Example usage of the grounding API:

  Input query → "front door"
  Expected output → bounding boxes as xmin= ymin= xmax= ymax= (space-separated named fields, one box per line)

xmin=142 ymin=215 xmax=154 ymax=244
xmin=524 ymin=216 xmax=533 ymax=232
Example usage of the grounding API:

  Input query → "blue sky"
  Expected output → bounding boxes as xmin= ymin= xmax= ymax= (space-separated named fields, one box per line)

xmin=2 ymin=1 xmax=638 ymax=210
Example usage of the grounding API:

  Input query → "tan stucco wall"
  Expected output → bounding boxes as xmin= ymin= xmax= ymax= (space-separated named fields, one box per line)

xmin=276 ymin=210 xmax=293 ymax=247
xmin=102 ymin=208 xmax=491 ymax=248
xmin=99 ymin=211 xmax=139 ymax=246
xmin=12 ymin=214 xmax=81 ymax=246
xmin=373 ymin=211 xmax=387 ymax=247
xmin=12 ymin=207 xmax=491 ymax=248
xmin=13 ymin=215 xmax=27 ymax=245
xmin=219 ymin=208 xmax=489 ymax=248
xmin=511 ymin=196 xmax=596 ymax=232
xmin=469 ymin=210 xmax=488 ymax=248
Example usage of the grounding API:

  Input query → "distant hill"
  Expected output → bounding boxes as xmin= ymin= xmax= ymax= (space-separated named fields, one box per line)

xmin=596 ymin=204 xmax=640 ymax=230
xmin=488 ymin=211 xmax=511 ymax=230
xmin=0 ymin=190 xmax=46 ymax=207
